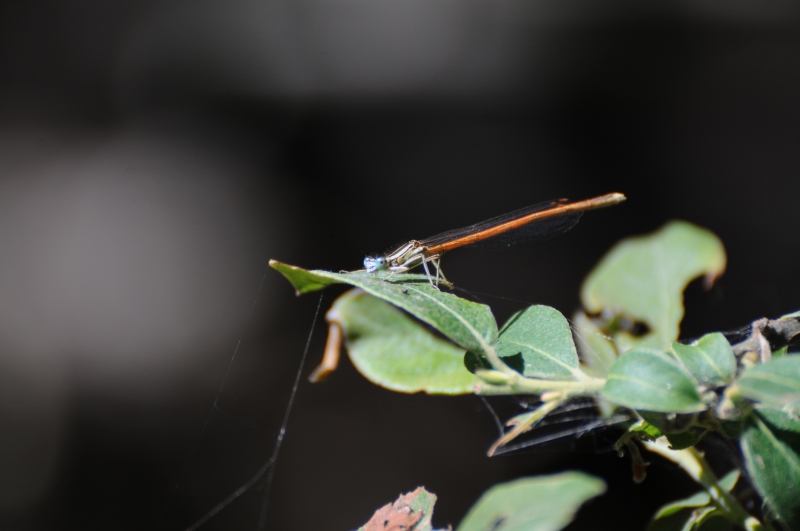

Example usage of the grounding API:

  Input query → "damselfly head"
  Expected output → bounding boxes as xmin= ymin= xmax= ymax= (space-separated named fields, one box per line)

xmin=363 ymin=255 xmax=388 ymax=272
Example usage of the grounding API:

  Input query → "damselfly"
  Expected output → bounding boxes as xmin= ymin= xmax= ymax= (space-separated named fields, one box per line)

xmin=362 ymin=192 xmax=626 ymax=288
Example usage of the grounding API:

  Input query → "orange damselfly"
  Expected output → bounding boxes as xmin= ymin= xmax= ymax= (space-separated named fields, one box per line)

xmin=362 ymin=192 xmax=626 ymax=288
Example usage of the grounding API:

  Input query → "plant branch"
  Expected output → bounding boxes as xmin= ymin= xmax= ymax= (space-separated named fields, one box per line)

xmin=642 ymin=438 xmax=763 ymax=531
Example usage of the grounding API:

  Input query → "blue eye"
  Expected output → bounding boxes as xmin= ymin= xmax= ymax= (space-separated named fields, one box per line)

xmin=364 ymin=256 xmax=388 ymax=272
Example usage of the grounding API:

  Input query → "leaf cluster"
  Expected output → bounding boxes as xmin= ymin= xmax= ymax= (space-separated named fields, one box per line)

xmin=272 ymin=221 xmax=800 ymax=531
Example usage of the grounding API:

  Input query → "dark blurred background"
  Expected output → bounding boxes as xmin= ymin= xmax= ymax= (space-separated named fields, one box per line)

xmin=1 ymin=1 xmax=799 ymax=530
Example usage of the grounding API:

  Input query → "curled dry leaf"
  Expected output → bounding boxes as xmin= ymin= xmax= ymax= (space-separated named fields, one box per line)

xmin=360 ymin=487 xmax=440 ymax=531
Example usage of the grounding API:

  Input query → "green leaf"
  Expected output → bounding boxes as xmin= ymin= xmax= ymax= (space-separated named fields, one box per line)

xmin=693 ymin=510 xmax=728 ymax=531
xmin=602 ymin=349 xmax=706 ymax=413
xmin=718 ymin=418 xmax=746 ymax=439
xmin=357 ymin=486 xmax=442 ymax=531
xmin=572 ymin=311 xmax=618 ymax=378
xmin=738 ymin=355 xmax=800 ymax=415
xmin=329 ymin=289 xmax=480 ymax=394
xmin=628 ymin=419 xmax=665 ymax=439
xmin=638 ymin=411 xmax=699 ymax=435
xmin=670 ymin=333 xmax=736 ymax=387
xmin=717 ymin=468 xmax=741 ymax=492
xmin=270 ymin=261 xmax=498 ymax=355
xmin=755 ymin=406 xmax=800 ymax=434
xmin=653 ymin=491 xmax=711 ymax=519
xmin=269 ymin=260 xmax=342 ymax=294
xmin=580 ymin=221 xmax=726 ymax=351
xmin=650 ymin=470 xmax=739 ymax=530
xmin=773 ymin=345 xmax=788 ymax=357
xmin=740 ymin=409 xmax=800 ymax=530
xmin=496 ymin=305 xmax=581 ymax=379
xmin=456 ymin=472 xmax=606 ymax=531
xmin=665 ymin=430 xmax=700 ymax=450
xmin=646 ymin=507 xmax=727 ymax=531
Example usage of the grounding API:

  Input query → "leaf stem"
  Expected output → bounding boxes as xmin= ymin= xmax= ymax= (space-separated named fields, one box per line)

xmin=476 ymin=343 xmax=606 ymax=396
xmin=475 ymin=377 xmax=605 ymax=396
xmin=642 ymin=438 xmax=763 ymax=530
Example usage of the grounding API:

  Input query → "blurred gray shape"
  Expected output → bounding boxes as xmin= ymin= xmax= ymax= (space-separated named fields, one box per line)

xmin=115 ymin=0 xmax=799 ymax=107
xmin=0 ymin=117 xmax=293 ymax=511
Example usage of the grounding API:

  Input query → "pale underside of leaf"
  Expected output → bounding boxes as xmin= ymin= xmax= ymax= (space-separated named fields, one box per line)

xmin=329 ymin=289 xmax=481 ymax=394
